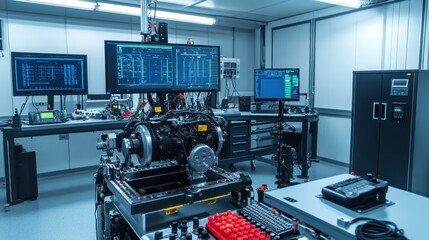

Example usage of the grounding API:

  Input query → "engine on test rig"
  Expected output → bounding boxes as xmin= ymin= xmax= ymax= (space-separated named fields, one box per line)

xmin=95 ymin=108 xmax=251 ymax=239
xmin=116 ymin=110 xmax=225 ymax=183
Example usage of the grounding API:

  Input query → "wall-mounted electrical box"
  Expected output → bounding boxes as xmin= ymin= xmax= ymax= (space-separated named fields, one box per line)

xmin=220 ymin=57 xmax=240 ymax=80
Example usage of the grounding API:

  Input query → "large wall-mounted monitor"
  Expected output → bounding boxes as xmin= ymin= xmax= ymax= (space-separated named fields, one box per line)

xmin=11 ymin=52 xmax=88 ymax=96
xmin=104 ymin=40 xmax=220 ymax=93
xmin=254 ymin=68 xmax=300 ymax=101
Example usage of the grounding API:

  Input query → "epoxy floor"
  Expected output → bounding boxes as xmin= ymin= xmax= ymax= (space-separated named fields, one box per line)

xmin=0 ymin=160 xmax=347 ymax=239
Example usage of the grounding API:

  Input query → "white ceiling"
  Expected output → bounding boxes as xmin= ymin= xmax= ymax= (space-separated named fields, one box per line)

xmin=105 ymin=0 xmax=333 ymax=22
xmin=1 ymin=0 xmax=396 ymax=26
xmin=0 ymin=0 xmax=351 ymax=28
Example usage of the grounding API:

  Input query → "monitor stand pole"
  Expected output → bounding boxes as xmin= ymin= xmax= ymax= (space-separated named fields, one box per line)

xmin=47 ymin=95 xmax=54 ymax=110
xmin=275 ymin=100 xmax=294 ymax=188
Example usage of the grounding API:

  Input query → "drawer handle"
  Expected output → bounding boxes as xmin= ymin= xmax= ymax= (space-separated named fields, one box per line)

xmin=232 ymin=150 xmax=246 ymax=154
xmin=258 ymin=136 xmax=274 ymax=141
xmin=233 ymin=134 xmax=247 ymax=138
xmin=233 ymin=141 xmax=247 ymax=145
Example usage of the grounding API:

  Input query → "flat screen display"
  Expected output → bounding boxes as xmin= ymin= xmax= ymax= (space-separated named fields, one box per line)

xmin=11 ymin=52 xmax=88 ymax=96
xmin=254 ymin=68 xmax=300 ymax=101
xmin=104 ymin=41 xmax=220 ymax=93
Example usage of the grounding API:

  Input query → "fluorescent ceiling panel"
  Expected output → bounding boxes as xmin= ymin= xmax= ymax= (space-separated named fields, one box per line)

xmin=97 ymin=2 xmax=141 ymax=15
xmin=14 ymin=0 xmax=95 ymax=10
xmin=13 ymin=0 xmax=216 ymax=25
xmin=154 ymin=11 xmax=216 ymax=25
xmin=316 ymin=0 xmax=362 ymax=8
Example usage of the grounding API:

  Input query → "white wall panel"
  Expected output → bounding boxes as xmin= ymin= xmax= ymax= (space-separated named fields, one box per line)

xmin=355 ymin=9 xmax=384 ymax=70
xmin=405 ymin=0 xmax=423 ymax=69
xmin=396 ymin=3 xmax=411 ymax=68
xmin=0 ymin=15 xmax=13 ymax=116
xmin=66 ymin=19 xmax=133 ymax=94
xmin=233 ymin=28 xmax=255 ymax=93
xmin=266 ymin=6 xmax=350 ymax=68
xmin=8 ymin=13 xmax=67 ymax=53
xmin=0 ymin=137 xmax=3 ymax=178
xmin=273 ymin=23 xmax=310 ymax=105
xmin=69 ymin=131 xmax=105 ymax=168
xmin=315 ymin=14 xmax=356 ymax=110
xmin=315 ymin=8 xmax=385 ymax=111
xmin=317 ymin=116 xmax=351 ymax=164
xmin=31 ymin=135 xmax=69 ymax=173
xmin=425 ymin=0 xmax=429 ymax=69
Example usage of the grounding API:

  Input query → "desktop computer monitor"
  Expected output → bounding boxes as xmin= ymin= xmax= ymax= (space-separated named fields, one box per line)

xmin=104 ymin=40 xmax=220 ymax=93
xmin=254 ymin=68 xmax=300 ymax=101
xmin=11 ymin=52 xmax=88 ymax=96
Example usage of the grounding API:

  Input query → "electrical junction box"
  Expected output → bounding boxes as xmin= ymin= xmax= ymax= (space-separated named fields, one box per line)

xmin=220 ymin=57 xmax=240 ymax=80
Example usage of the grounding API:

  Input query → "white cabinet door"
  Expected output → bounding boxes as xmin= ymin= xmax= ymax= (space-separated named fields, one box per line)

xmin=69 ymin=131 xmax=104 ymax=168
xmin=31 ymin=135 xmax=69 ymax=173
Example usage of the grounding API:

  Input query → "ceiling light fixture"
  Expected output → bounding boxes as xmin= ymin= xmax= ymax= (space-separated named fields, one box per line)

xmin=14 ymin=0 xmax=95 ymax=10
xmin=95 ymin=2 xmax=216 ymax=25
xmin=316 ymin=0 xmax=362 ymax=8
xmin=154 ymin=11 xmax=216 ymax=25
xmin=96 ymin=2 xmax=141 ymax=16
xmin=14 ymin=0 xmax=216 ymax=25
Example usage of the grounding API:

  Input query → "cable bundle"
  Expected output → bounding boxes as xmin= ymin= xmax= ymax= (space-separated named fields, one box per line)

xmin=353 ymin=217 xmax=407 ymax=240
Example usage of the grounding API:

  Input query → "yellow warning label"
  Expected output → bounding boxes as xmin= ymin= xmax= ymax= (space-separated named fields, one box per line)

xmin=154 ymin=106 xmax=162 ymax=113
xmin=202 ymin=195 xmax=229 ymax=205
xmin=198 ymin=125 xmax=208 ymax=132
xmin=164 ymin=205 xmax=183 ymax=215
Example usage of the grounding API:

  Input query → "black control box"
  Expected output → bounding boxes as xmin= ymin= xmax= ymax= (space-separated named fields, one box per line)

xmin=239 ymin=96 xmax=251 ymax=111
xmin=28 ymin=110 xmax=64 ymax=125
xmin=322 ymin=175 xmax=388 ymax=208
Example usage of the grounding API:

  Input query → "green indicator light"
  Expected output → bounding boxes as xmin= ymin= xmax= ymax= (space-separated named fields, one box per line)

xmin=292 ymin=76 xmax=299 ymax=85
xmin=141 ymin=59 xmax=144 ymax=79
xmin=40 ymin=112 xmax=54 ymax=119
xmin=120 ymin=57 xmax=123 ymax=78
xmin=284 ymin=74 xmax=292 ymax=98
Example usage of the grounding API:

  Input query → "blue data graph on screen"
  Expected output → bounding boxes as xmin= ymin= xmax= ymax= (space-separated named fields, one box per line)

xmin=174 ymin=46 xmax=219 ymax=91
xmin=254 ymin=69 xmax=300 ymax=101
xmin=105 ymin=41 xmax=220 ymax=93
xmin=116 ymin=44 xmax=173 ymax=88
xmin=18 ymin=59 xmax=80 ymax=87
xmin=11 ymin=52 xmax=88 ymax=96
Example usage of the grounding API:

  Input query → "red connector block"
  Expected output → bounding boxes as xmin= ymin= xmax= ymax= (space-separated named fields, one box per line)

xmin=206 ymin=210 xmax=270 ymax=240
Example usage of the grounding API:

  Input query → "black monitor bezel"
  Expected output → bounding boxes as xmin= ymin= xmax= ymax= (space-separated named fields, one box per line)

xmin=11 ymin=52 xmax=88 ymax=96
xmin=254 ymin=68 xmax=300 ymax=101
xmin=104 ymin=40 xmax=221 ymax=94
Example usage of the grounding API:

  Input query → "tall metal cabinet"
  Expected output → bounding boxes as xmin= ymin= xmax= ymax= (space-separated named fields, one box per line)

xmin=350 ymin=70 xmax=429 ymax=197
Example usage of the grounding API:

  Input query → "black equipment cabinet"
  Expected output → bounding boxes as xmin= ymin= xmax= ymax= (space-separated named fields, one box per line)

xmin=351 ymin=70 xmax=429 ymax=196
xmin=15 ymin=147 xmax=38 ymax=201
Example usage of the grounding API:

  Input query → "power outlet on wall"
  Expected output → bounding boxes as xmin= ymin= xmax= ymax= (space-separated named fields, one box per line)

xmin=35 ymin=102 xmax=46 ymax=106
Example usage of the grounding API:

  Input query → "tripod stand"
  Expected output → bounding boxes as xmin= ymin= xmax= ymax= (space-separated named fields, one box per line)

xmin=274 ymin=100 xmax=294 ymax=188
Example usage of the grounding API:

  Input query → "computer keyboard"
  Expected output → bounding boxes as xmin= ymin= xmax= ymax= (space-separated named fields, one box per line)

xmin=238 ymin=202 xmax=294 ymax=237
xmin=330 ymin=176 xmax=363 ymax=188
xmin=322 ymin=176 xmax=388 ymax=208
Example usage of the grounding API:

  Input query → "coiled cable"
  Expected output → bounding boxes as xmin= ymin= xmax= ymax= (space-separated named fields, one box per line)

xmin=352 ymin=217 xmax=407 ymax=240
